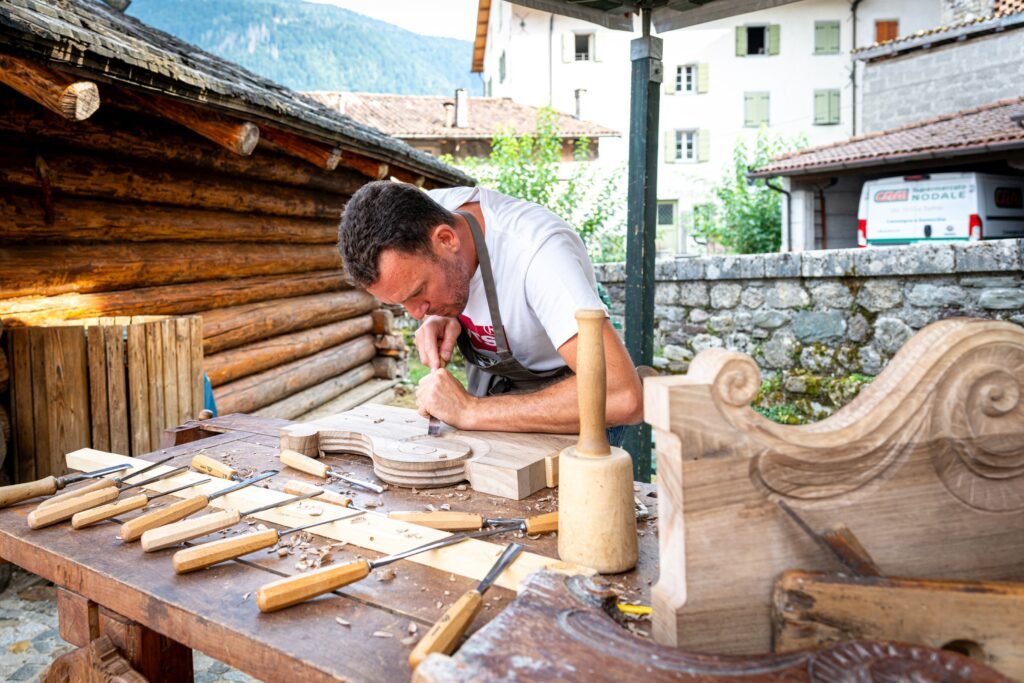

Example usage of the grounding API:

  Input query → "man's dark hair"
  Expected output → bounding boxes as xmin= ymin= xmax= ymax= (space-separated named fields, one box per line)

xmin=338 ymin=181 xmax=456 ymax=287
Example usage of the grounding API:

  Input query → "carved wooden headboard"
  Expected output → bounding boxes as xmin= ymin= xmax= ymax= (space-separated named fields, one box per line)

xmin=644 ymin=317 xmax=1024 ymax=654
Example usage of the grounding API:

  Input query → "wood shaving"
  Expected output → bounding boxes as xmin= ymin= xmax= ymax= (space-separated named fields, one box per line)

xmin=255 ymin=524 xmax=269 ymax=532
xmin=408 ymin=622 xmax=418 ymax=634
xmin=243 ymin=592 xmax=251 ymax=601
xmin=363 ymin=498 xmax=383 ymax=508
xmin=372 ymin=631 xmax=393 ymax=638
xmin=455 ymin=485 xmax=467 ymax=491
xmin=401 ymin=635 xmax=417 ymax=646
xmin=375 ymin=568 xmax=397 ymax=582
xmin=277 ymin=547 xmax=289 ymax=557
xmin=425 ymin=503 xmax=437 ymax=512
xmin=448 ymin=575 xmax=455 ymax=582
xmin=335 ymin=617 xmax=350 ymax=627
xmin=436 ymin=601 xmax=443 ymax=609
xmin=439 ymin=504 xmax=451 ymax=511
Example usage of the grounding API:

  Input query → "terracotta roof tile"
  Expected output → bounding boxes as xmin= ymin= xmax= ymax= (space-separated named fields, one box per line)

xmin=751 ymin=97 xmax=1024 ymax=177
xmin=304 ymin=92 xmax=619 ymax=140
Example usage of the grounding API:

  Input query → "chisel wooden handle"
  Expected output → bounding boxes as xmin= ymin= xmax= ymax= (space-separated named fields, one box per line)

xmin=120 ymin=495 xmax=209 ymax=542
xmin=0 ymin=477 xmax=58 ymax=508
xmin=388 ymin=511 xmax=483 ymax=531
xmin=173 ymin=529 xmax=280 ymax=573
xmin=409 ymin=589 xmax=483 ymax=669
xmin=26 ymin=487 xmax=120 ymax=529
xmin=191 ymin=454 xmax=237 ymax=480
xmin=37 ymin=477 xmax=117 ymax=510
xmin=283 ymin=480 xmax=351 ymax=508
xmin=575 ymin=310 xmax=611 ymax=456
xmin=524 ymin=511 xmax=559 ymax=534
xmin=256 ymin=559 xmax=371 ymax=612
xmin=279 ymin=449 xmax=330 ymax=478
xmin=71 ymin=493 xmax=149 ymax=529
xmin=141 ymin=508 xmax=240 ymax=552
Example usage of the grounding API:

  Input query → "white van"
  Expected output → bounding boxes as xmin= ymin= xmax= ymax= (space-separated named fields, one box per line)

xmin=857 ymin=172 xmax=1024 ymax=247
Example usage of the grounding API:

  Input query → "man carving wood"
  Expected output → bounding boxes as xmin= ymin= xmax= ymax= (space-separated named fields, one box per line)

xmin=338 ymin=181 xmax=642 ymax=437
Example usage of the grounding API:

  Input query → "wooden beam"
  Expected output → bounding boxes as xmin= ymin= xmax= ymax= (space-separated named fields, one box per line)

xmin=120 ymin=89 xmax=259 ymax=156
xmin=260 ymin=125 xmax=341 ymax=170
xmin=252 ymin=362 xmax=376 ymax=420
xmin=0 ymin=55 xmax=99 ymax=121
xmin=340 ymin=150 xmax=389 ymax=180
xmin=64 ymin=448 xmax=591 ymax=590
xmin=390 ymin=166 xmax=426 ymax=187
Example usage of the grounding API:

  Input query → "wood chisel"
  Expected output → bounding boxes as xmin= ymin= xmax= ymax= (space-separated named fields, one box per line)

xmin=70 ymin=469 xmax=209 ymax=529
xmin=38 ymin=455 xmax=176 ymax=510
xmin=191 ymin=453 xmax=243 ymax=481
xmin=28 ymin=466 xmax=184 ymax=530
xmin=172 ymin=512 xmax=361 ymax=573
xmin=279 ymin=449 xmax=384 ymax=494
xmin=140 ymin=489 xmax=325 ymax=552
xmin=388 ymin=510 xmax=559 ymax=534
xmin=427 ymin=415 xmax=442 ymax=437
xmin=408 ymin=542 xmax=524 ymax=669
xmin=256 ymin=526 xmax=509 ymax=612
xmin=282 ymin=480 xmax=377 ymax=513
xmin=0 ymin=463 xmax=130 ymax=509
xmin=119 ymin=469 xmax=278 ymax=542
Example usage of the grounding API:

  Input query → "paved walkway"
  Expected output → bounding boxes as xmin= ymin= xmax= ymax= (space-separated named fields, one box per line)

xmin=0 ymin=566 xmax=255 ymax=682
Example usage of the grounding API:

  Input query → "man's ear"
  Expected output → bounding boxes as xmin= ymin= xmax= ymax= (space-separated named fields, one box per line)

xmin=430 ymin=223 xmax=461 ymax=255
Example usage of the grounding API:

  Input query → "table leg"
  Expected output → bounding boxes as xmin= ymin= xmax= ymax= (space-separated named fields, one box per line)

xmin=57 ymin=587 xmax=99 ymax=646
xmin=97 ymin=606 xmax=194 ymax=683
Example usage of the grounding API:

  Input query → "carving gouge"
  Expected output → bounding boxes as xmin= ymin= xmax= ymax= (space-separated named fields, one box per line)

xmin=119 ymin=470 xmax=278 ymax=542
xmin=30 ymin=466 xmax=192 ymax=530
xmin=172 ymin=512 xmax=360 ymax=573
xmin=409 ymin=542 xmax=524 ymax=669
xmin=140 ymin=489 xmax=324 ymax=552
xmin=388 ymin=511 xmax=559 ymax=534
xmin=279 ymin=449 xmax=384 ymax=494
xmin=38 ymin=456 xmax=176 ymax=510
xmin=282 ymin=480 xmax=378 ymax=513
xmin=191 ymin=454 xmax=242 ymax=481
xmin=256 ymin=526 xmax=509 ymax=612
xmin=0 ymin=463 xmax=130 ymax=509
xmin=70 ymin=468 xmax=206 ymax=529
xmin=427 ymin=415 xmax=442 ymax=437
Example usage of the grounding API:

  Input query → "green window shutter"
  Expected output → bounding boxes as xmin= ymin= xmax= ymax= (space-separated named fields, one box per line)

xmin=664 ymin=131 xmax=677 ymax=163
xmin=664 ymin=66 xmax=677 ymax=95
xmin=815 ymin=21 xmax=840 ymax=54
xmin=759 ymin=93 xmax=770 ymax=125
xmin=744 ymin=93 xmax=755 ymax=127
xmin=813 ymin=90 xmax=828 ymax=124
xmin=697 ymin=63 xmax=709 ymax=93
xmin=697 ymin=129 xmax=710 ymax=162
xmin=768 ymin=24 xmax=781 ymax=55
xmin=735 ymin=26 xmax=747 ymax=56
xmin=561 ymin=33 xmax=574 ymax=63
xmin=746 ymin=92 xmax=769 ymax=127
xmin=829 ymin=90 xmax=840 ymax=124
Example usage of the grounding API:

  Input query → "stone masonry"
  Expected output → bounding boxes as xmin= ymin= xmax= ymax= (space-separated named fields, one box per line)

xmin=596 ymin=240 xmax=1024 ymax=382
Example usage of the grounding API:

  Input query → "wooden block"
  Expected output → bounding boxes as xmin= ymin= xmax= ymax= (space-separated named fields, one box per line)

xmin=98 ymin=607 xmax=193 ymax=683
xmin=67 ymin=448 xmax=592 ymax=590
xmin=57 ymin=587 xmax=99 ymax=647
xmin=645 ymin=318 xmax=1024 ymax=654
xmin=773 ymin=570 xmax=1024 ymax=681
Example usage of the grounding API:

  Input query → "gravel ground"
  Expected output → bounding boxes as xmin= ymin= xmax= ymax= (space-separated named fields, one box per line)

xmin=0 ymin=566 xmax=256 ymax=682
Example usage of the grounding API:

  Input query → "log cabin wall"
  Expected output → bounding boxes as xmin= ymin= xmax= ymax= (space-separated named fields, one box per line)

xmin=0 ymin=86 xmax=403 ymax=433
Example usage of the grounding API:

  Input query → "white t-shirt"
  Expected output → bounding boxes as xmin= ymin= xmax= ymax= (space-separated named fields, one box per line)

xmin=426 ymin=186 xmax=606 ymax=372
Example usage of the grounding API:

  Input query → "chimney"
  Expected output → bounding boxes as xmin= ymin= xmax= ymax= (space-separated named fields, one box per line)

xmin=574 ymin=88 xmax=587 ymax=120
xmin=443 ymin=101 xmax=455 ymax=128
xmin=455 ymin=89 xmax=469 ymax=128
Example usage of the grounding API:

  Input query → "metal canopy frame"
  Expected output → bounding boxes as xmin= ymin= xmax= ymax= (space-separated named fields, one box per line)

xmin=506 ymin=0 xmax=799 ymax=480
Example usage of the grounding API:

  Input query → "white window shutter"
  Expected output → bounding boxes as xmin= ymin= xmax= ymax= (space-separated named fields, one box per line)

xmin=697 ymin=129 xmax=710 ymax=162
xmin=593 ymin=32 xmax=603 ymax=62
xmin=664 ymin=131 xmax=677 ymax=163
xmin=561 ymin=33 xmax=574 ymax=63
xmin=697 ymin=63 xmax=709 ymax=93
xmin=664 ymin=66 xmax=677 ymax=95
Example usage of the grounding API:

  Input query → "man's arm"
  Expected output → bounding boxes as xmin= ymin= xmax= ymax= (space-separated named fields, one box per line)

xmin=416 ymin=318 xmax=643 ymax=433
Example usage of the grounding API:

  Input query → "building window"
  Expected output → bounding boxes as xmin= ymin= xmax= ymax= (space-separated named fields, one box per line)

xmin=875 ymin=19 xmax=899 ymax=43
xmin=814 ymin=21 xmax=840 ymax=54
xmin=575 ymin=33 xmax=593 ymax=61
xmin=676 ymin=65 xmax=696 ymax=93
xmin=676 ymin=130 xmax=697 ymax=162
xmin=736 ymin=25 xmax=780 ymax=56
xmin=813 ymin=89 xmax=840 ymax=125
xmin=499 ymin=51 xmax=506 ymax=83
xmin=657 ymin=201 xmax=676 ymax=227
xmin=744 ymin=92 xmax=770 ymax=127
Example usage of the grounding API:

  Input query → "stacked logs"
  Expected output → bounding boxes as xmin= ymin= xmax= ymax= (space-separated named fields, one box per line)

xmin=0 ymin=86 xmax=407 ymax=421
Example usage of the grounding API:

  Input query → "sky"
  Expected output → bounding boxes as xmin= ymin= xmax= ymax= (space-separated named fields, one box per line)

xmin=307 ymin=0 xmax=480 ymax=41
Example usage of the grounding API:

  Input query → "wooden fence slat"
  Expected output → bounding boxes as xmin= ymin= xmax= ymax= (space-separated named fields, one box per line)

xmin=145 ymin=322 xmax=164 ymax=453
xmin=189 ymin=316 xmax=204 ymax=418
xmin=175 ymin=317 xmax=191 ymax=422
xmin=30 ymin=328 xmax=51 ymax=478
xmin=45 ymin=327 xmax=90 ymax=476
xmin=126 ymin=324 xmax=150 ymax=457
xmin=161 ymin=319 xmax=177 ymax=430
xmin=9 ymin=329 xmax=36 ymax=482
xmin=86 ymin=326 xmax=110 ymax=452
xmin=104 ymin=325 xmax=129 ymax=456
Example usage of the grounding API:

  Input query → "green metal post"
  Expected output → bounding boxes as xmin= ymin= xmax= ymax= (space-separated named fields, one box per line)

xmin=623 ymin=11 xmax=661 ymax=482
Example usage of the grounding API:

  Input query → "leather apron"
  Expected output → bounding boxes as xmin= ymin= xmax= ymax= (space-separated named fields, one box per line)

xmin=454 ymin=210 xmax=574 ymax=397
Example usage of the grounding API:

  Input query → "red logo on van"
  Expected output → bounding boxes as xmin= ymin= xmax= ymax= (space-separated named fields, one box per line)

xmin=874 ymin=189 xmax=909 ymax=202
xmin=995 ymin=187 xmax=1023 ymax=209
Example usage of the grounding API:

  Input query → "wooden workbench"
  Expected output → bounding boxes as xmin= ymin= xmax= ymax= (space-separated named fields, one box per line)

xmin=0 ymin=412 xmax=659 ymax=682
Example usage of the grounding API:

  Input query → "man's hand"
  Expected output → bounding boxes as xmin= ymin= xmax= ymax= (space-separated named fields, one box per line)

xmin=416 ymin=368 xmax=474 ymax=428
xmin=415 ymin=316 xmax=461 ymax=370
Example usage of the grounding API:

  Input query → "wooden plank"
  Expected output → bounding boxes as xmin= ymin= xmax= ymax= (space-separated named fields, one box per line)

xmin=161 ymin=319 xmax=177 ymax=429
xmin=86 ymin=326 xmax=110 ymax=452
xmin=104 ymin=325 xmax=129 ymax=456
xmin=189 ymin=316 xmax=203 ymax=420
xmin=174 ymin=318 xmax=191 ymax=422
xmin=30 ymin=328 xmax=51 ymax=478
xmin=145 ymin=321 xmax=164 ymax=453
xmin=65 ymin=449 xmax=592 ymax=591
xmin=126 ymin=323 xmax=150 ymax=457
xmin=9 ymin=329 xmax=36 ymax=482
xmin=773 ymin=571 xmax=1024 ymax=681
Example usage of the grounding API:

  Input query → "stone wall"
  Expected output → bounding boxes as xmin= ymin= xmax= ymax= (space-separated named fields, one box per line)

xmin=596 ymin=240 xmax=1024 ymax=389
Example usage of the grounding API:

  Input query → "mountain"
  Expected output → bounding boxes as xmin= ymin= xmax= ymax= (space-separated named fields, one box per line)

xmin=127 ymin=0 xmax=483 ymax=96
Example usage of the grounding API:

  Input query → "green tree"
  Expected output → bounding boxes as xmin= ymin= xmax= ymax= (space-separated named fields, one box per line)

xmin=693 ymin=130 xmax=803 ymax=254
xmin=444 ymin=108 xmax=626 ymax=263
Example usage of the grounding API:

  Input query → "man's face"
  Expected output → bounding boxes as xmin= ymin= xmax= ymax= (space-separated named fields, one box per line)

xmin=367 ymin=247 xmax=471 ymax=321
